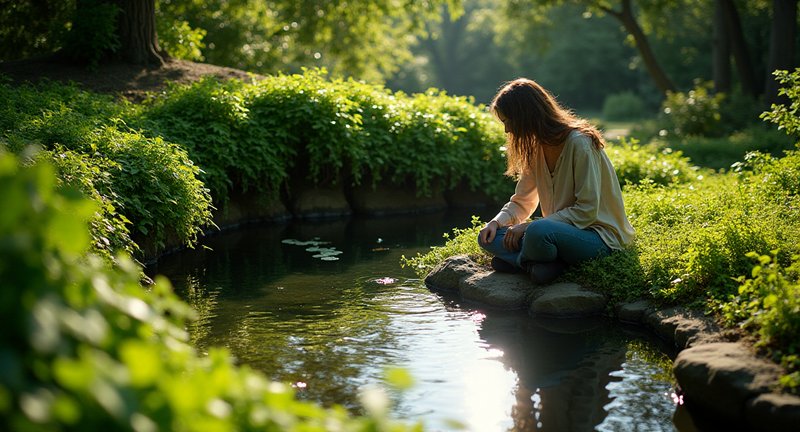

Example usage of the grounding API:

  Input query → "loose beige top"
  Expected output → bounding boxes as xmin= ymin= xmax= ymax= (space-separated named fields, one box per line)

xmin=491 ymin=130 xmax=635 ymax=250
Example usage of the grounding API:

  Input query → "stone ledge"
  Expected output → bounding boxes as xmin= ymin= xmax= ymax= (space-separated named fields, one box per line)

xmin=423 ymin=254 xmax=800 ymax=430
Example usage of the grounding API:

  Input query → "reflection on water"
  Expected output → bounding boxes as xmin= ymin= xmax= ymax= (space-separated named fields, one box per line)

xmin=149 ymin=210 xmax=678 ymax=431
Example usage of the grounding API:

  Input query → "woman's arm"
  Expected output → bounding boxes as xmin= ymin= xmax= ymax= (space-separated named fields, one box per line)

xmin=548 ymin=139 xmax=601 ymax=228
xmin=491 ymin=172 xmax=540 ymax=227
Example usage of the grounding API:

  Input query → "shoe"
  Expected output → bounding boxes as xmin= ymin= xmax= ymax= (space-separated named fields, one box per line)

xmin=491 ymin=257 xmax=524 ymax=274
xmin=526 ymin=261 xmax=566 ymax=285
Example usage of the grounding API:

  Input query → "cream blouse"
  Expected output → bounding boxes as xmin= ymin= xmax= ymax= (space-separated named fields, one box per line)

xmin=491 ymin=131 xmax=635 ymax=250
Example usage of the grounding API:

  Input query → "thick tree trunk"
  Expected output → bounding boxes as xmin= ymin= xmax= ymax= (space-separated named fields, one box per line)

xmin=604 ymin=0 xmax=676 ymax=94
xmin=721 ymin=0 xmax=759 ymax=97
xmin=713 ymin=0 xmax=732 ymax=93
xmin=764 ymin=0 xmax=797 ymax=107
xmin=113 ymin=0 xmax=165 ymax=66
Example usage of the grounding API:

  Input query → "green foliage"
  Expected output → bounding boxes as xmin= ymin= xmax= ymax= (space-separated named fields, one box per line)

xmin=401 ymin=216 xmax=489 ymax=276
xmin=602 ymin=91 xmax=648 ymax=121
xmin=61 ymin=0 xmax=121 ymax=68
xmin=660 ymin=81 xmax=725 ymax=137
xmin=156 ymin=18 xmax=206 ymax=62
xmin=606 ymin=137 xmax=702 ymax=186
xmin=0 ymin=151 xmax=421 ymax=431
xmin=0 ymin=1 xmax=73 ymax=61
xmin=566 ymin=249 xmax=648 ymax=303
xmin=762 ymin=68 xmax=800 ymax=141
xmin=131 ymin=69 xmax=510 ymax=202
xmin=653 ymin=126 xmax=794 ymax=171
xmin=0 ymin=80 xmax=213 ymax=255
xmin=157 ymin=0 xmax=454 ymax=81
xmin=715 ymin=253 xmax=800 ymax=393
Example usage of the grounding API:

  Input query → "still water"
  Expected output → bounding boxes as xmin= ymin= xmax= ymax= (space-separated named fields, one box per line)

xmin=149 ymin=210 xmax=679 ymax=431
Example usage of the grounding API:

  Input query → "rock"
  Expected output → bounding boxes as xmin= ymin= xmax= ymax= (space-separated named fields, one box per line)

xmin=290 ymin=184 xmax=351 ymax=218
xmin=459 ymin=271 xmax=531 ymax=309
xmin=644 ymin=307 xmax=722 ymax=349
xmin=746 ymin=392 xmax=800 ymax=432
xmin=529 ymin=283 xmax=607 ymax=317
xmin=424 ymin=255 xmax=483 ymax=292
xmin=673 ymin=342 xmax=782 ymax=422
xmin=615 ymin=299 xmax=651 ymax=323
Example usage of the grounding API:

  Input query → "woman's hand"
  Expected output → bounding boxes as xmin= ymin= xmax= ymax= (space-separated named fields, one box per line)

xmin=503 ymin=222 xmax=530 ymax=252
xmin=479 ymin=220 xmax=500 ymax=244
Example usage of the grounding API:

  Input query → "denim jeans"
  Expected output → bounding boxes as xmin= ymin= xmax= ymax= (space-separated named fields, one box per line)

xmin=477 ymin=218 xmax=611 ymax=283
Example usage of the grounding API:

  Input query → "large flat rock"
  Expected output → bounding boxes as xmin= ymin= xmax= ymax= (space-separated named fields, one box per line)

xmin=424 ymin=255 xmax=483 ymax=292
xmin=529 ymin=283 xmax=607 ymax=317
xmin=459 ymin=271 xmax=531 ymax=309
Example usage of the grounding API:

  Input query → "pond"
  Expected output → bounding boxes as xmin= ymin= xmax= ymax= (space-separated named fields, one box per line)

xmin=148 ymin=210 xmax=681 ymax=431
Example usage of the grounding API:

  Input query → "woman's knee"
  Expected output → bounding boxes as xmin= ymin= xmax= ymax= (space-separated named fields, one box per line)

xmin=524 ymin=219 xmax=560 ymax=243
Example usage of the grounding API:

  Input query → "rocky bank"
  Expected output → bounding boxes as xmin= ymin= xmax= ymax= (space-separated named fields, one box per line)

xmin=425 ymin=254 xmax=800 ymax=432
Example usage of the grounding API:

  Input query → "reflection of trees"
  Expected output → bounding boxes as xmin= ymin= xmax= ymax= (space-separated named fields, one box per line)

xmin=149 ymin=210 xmax=490 ymax=409
xmin=477 ymin=313 xmax=628 ymax=431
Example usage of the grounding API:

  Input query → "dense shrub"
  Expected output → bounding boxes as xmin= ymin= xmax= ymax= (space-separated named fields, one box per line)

xmin=0 ymin=80 xmax=213 ymax=255
xmin=653 ymin=125 xmax=794 ymax=171
xmin=0 ymin=151 xmax=418 ymax=431
xmin=130 ymin=69 xmax=510 ymax=202
xmin=606 ymin=137 xmax=703 ymax=186
xmin=660 ymin=81 xmax=725 ymax=137
xmin=762 ymin=68 xmax=800 ymax=139
xmin=601 ymin=91 xmax=647 ymax=121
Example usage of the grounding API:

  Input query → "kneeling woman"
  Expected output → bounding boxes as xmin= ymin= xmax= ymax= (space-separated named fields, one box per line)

xmin=478 ymin=78 xmax=635 ymax=284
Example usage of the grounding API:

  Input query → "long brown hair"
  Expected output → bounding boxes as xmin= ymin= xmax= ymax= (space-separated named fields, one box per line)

xmin=490 ymin=78 xmax=604 ymax=176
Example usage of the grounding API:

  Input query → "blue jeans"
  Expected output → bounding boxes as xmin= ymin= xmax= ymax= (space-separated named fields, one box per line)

xmin=477 ymin=218 xmax=611 ymax=283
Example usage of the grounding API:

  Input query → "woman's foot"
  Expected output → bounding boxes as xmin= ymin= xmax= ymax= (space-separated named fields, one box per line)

xmin=525 ymin=261 xmax=567 ymax=285
xmin=491 ymin=257 xmax=524 ymax=274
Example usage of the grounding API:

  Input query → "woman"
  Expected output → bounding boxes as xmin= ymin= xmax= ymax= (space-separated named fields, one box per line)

xmin=478 ymin=78 xmax=634 ymax=284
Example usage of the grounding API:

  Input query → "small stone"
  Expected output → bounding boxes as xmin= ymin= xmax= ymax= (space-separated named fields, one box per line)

xmin=529 ymin=283 xmax=607 ymax=317
xmin=615 ymin=299 xmax=650 ymax=323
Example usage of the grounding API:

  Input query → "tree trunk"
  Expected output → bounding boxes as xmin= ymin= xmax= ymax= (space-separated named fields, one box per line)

xmin=112 ymin=0 xmax=165 ymax=66
xmin=713 ymin=0 xmax=732 ymax=93
xmin=764 ymin=0 xmax=797 ymax=107
xmin=604 ymin=0 xmax=676 ymax=94
xmin=721 ymin=0 xmax=759 ymax=97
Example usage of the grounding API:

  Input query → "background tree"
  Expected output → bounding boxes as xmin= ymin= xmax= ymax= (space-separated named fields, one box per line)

xmin=0 ymin=0 xmax=458 ymax=80
xmin=764 ymin=0 xmax=797 ymax=106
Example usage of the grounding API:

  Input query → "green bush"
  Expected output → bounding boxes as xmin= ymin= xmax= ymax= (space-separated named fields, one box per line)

xmin=601 ymin=91 xmax=647 ymax=121
xmin=762 ymin=68 xmax=800 ymax=141
xmin=660 ymin=81 xmax=725 ymax=138
xmin=715 ymin=253 xmax=800 ymax=393
xmin=131 ymin=69 xmax=510 ymax=202
xmin=0 ymin=80 xmax=213 ymax=255
xmin=0 ymin=150 xmax=419 ymax=431
xmin=605 ymin=137 xmax=703 ymax=186
xmin=156 ymin=19 xmax=207 ymax=62
xmin=653 ymin=125 xmax=794 ymax=171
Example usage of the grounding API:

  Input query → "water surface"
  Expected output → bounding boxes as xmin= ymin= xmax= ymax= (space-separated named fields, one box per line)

xmin=150 ymin=210 xmax=678 ymax=431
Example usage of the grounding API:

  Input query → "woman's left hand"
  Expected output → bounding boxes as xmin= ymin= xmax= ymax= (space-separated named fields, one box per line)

xmin=503 ymin=222 xmax=529 ymax=251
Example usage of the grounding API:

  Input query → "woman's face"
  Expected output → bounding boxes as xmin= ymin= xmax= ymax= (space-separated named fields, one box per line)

xmin=497 ymin=111 xmax=511 ymax=134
